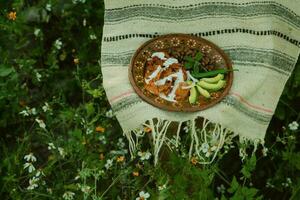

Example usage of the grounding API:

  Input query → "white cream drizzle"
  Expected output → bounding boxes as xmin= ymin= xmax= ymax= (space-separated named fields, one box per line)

xmin=154 ymin=73 xmax=177 ymax=86
xmin=151 ymin=52 xmax=166 ymax=60
xmin=145 ymin=66 xmax=162 ymax=84
xmin=163 ymin=58 xmax=178 ymax=69
xmin=186 ymin=71 xmax=199 ymax=83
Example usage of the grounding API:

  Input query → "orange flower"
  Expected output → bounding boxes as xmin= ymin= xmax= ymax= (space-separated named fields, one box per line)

xmin=144 ymin=126 xmax=152 ymax=133
xmin=99 ymin=153 xmax=105 ymax=160
xmin=95 ymin=126 xmax=105 ymax=133
xmin=8 ymin=11 xmax=17 ymax=21
xmin=116 ymin=156 xmax=125 ymax=163
xmin=190 ymin=157 xmax=198 ymax=165
xmin=73 ymin=58 xmax=79 ymax=65
xmin=132 ymin=171 xmax=139 ymax=177
xmin=19 ymin=100 xmax=26 ymax=107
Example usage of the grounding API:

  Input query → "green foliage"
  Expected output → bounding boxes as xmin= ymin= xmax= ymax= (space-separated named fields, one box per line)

xmin=0 ymin=1 xmax=300 ymax=200
xmin=224 ymin=177 xmax=262 ymax=200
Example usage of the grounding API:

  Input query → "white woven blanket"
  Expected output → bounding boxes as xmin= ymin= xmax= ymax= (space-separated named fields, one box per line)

xmin=101 ymin=0 xmax=300 ymax=163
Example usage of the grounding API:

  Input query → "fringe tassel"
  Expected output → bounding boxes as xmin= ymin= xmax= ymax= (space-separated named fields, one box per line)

xmin=189 ymin=118 xmax=229 ymax=164
xmin=148 ymin=119 xmax=171 ymax=165
xmin=124 ymin=131 xmax=136 ymax=158
xmin=124 ymin=117 xmax=250 ymax=165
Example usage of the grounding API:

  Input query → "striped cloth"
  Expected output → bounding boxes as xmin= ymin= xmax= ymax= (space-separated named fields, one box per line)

xmin=101 ymin=0 xmax=300 ymax=162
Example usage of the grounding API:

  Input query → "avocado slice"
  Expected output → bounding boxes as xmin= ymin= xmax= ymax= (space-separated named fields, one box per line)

xmin=197 ymin=80 xmax=226 ymax=92
xmin=196 ymin=85 xmax=210 ymax=98
xmin=189 ymin=86 xmax=198 ymax=104
xmin=201 ymin=74 xmax=224 ymax=83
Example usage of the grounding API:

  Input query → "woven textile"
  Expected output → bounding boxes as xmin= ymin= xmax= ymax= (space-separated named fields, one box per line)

xmin=101 ymin=0 xmax=300 ymax=163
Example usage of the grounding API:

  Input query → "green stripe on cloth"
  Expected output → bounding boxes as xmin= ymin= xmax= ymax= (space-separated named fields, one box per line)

xmin=110 ymin=95 xmax=273 ymax=124
xmin=105 ymin=2 xmax=300 ymax=28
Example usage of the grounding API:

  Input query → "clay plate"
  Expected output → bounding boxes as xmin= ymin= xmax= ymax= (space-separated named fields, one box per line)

xmin=129 ymin=33 xmax=233 ymax=112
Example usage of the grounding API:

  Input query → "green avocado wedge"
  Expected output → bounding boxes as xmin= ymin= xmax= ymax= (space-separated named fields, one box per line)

xmin=189 ymin=86 xmax=198 ymax=104
xmin=201 ymin=74 xmax=224 ymax=83
xmin=196 ymin=85 xmax=210 ymax=98
xmin=197 ymin=80 xmax=226 ymax=92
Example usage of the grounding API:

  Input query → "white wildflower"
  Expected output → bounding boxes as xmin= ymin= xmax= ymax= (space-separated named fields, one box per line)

xmin=136 ymin=191 xmax=150 ymax=200
xmin=288 ymin=121 xmax=299 ymax=131
xmin=54 ymin=38 xmax=62 ymax=50
xmin=63 ymin=191 xmax=75 ymax=200
xmin=19 ymin=107 xmax=37 ymax=117
xmin=104 ymin=159 xmax=113 ymax=169
xmin=58 ymin=147 xmax=67 ymax=158
xmin=19 ymin=109 xmax=30 ymax=117
xmin=24 ymin=162 xmax=36 ymax=173
xmin=42 ymin=102 xmax=50 ymax=112
xmin=80 ymin=185 xmax=91 ymax=194
xmin=138 ymin=151 xmax=151 ymax=161
xmin=47 ymin=188 xmax=53 ymax=194
xmin=99 ymin=135 xmax=107 ymax=144
xmin=24 ymin=153 xmax=37 ymax=162
xmin=217 ymin=184 xmax=225 ymax=194
xmin=266 ymin=180 xmax=274 ymax=188
xmin=105 ymin=109 xmax=114 ymax=118
xmin=82 ymin=18 xmax=87 ymax=26
xmin=45 ymin=3 xmax=52 ymax=11
xmin=282 ymin=182 xmax=289 ymax=188
xmin=34 ymin=28 xmax=41 ymax=37
xmin=35 ymin=169 xmax=44 ymax=178
xmin=31 ymin=108 xmax=37 ymax=115
xmin=35 ymin=118 xmax=46 ymax=129
xmin=27 ymin=177 xmax=39 ymax=190
xmin=262 ymin=147 xmax=268 ymax=157
xmin=117 ymin=138 xmax=125 ymax=149
xmin=183 ymin=125 xmax=189 ymax=133
xmin=36 ymin=71 xmax=42 ymax=82
xmin=158 ymin=183 xmax=167 ymax=191
xmin=86 ymin=127 xmax=93 ymax=135
xmin=89 ymin=34 xmax=97 ymax=40
xmin=200 ymin=143 xmax=209 ymax=154
xmin=48 ymin=142 xmax=56 ymax=150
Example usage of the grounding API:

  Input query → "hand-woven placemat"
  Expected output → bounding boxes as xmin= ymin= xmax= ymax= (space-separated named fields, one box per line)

xmin=101 ymin=0 xmax=300 ymax=164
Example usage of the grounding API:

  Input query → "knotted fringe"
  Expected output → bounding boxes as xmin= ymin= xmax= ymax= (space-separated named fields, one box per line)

xmin=123 ymin=118 xmax=261 ymax=165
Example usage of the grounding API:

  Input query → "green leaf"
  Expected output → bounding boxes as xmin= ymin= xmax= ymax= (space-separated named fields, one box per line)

xmin=184 ymin=62 xmax=194 ymax=69
xmin=241 ymin=155 xmax=256 ymax=179
xmin=184 ymin=56 xmax=194 ymax=62
xmin=0 ymin=66 xmax=14 ymax=77
xmin=194 ymin=52 xmax=203 ymax=61
xmin=85 ymin=103 xmax=95 ymax=117
xmin=228 ymin=176 xmax=239 ymax=193
xmin=193 ymin=62 xmax=200 ymax=73
xmin=283 ymin=152 xmax=300 ymax=170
